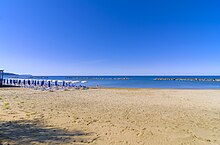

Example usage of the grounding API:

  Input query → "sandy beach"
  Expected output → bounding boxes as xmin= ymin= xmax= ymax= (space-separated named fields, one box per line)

xmin=1 ymin=87 xmax=220 ymax=145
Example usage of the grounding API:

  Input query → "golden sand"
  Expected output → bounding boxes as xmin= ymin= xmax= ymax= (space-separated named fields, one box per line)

xmin=1 ymin=87 xmax=220 ymax=145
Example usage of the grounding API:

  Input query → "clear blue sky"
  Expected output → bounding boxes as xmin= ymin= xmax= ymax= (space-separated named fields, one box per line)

xmin=0 ymin=0 xmax=220 ymax=75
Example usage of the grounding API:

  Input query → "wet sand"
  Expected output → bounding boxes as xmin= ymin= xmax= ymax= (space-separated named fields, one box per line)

xmin=1 ymin=87 xmax=220 ymax=145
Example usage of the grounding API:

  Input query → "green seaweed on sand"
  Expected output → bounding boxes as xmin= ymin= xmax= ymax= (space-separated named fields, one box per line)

xmin=2 ymin=101 xmax=10 ymax=110
xmin=25 ymin=111 xmax=37 ymax=117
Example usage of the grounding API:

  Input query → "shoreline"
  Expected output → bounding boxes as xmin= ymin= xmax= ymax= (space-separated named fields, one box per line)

xmin=2 ymin=85 xmax=220 ymax=90
xmin=99 ymin=87 xmax=220 ymax=90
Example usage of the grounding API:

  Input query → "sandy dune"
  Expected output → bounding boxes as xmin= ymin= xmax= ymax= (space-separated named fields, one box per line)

xmin=1 ymin=87 xmax=220 ymax=145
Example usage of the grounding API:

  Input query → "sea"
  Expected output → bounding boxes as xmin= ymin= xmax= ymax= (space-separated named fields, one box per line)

xmin=5 ymin=75 xmax=220 ymax=89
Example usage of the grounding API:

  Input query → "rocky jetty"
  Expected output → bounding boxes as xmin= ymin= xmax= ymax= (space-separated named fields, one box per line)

xmin=154 ymin=78 xmax=220 ymax=82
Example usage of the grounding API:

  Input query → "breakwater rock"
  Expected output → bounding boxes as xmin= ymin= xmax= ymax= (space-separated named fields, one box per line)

xmin=154 ymin=78 xmax=220 ymax=82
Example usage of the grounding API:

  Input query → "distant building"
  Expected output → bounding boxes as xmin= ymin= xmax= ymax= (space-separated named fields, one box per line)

xmin=0 ymin=70 xmax=3 ymax=87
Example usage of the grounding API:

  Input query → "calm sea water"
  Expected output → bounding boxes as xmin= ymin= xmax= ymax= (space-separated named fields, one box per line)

xmin=6 ymin=75 xmax=220 ymax=89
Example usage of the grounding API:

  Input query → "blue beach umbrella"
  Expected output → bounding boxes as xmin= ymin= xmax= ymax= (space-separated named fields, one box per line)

xmin=28 ymin=80 xmax=31 ymax=85
xmin=71 ymin=80 xmax=80 ymax=87
xmin=51 ymin=80 xmax=57 ymax=87
xmin=41 ymin=80 xmax=44 ymax=86
xmin=47 ymin=80 xmax=51 ymax=87
xmin=81 ymin=81 xmax=88 ymax=84
xmin=37 ymin=80 xmax=40 ymax=85
xmin=30 ymin=79 xmax=34 ymax=85
xmin=57 ymin=80 xmax=62 ymax=86
xmin=65 ymin=81 xmax=71 ymax=87
xmin=72 ymin=80 xmax=80 ymax=84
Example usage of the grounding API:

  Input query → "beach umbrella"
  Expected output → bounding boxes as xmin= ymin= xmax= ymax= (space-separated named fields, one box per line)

xmin=48 ymin=81 xmax=51 ymax=87
xmin=54 ymin=80 xmax=61 ymax=87
xmin=46 ymin=80 xmax=51 ymax=87
xmin=50 ymin=80 xmax=56 ymax=86
xmin=30 ymin=79 xmax=34 ymax=85
xmin=71 ymin=80 xmax=80 ymax=87
xmin=51 ymin=80 xmax=56 ymax=83
xmin=37 ymin=80 xmax=40 ymax=85
xmin=28 ymin=80 xmax=31 ymax=85
xmin=55 ymin=80 xmax=58 ymax=86
xmin=24 ymin=79 xmax=29 ymax=85
xmin=41 ymin=80 xmax=44 ymax=86
xmin=50 ymin=80 xmax=55 ymax=86
xmin=12 ymin=79 xmax=14 ymax=84
xmin=65 ymin=81 xmax=72 ymax=87
xmin=81 ymin=81 xmax=88 ymax=88
xmin=81 ymin=81 xmax=88 ymax=83
xmin=72 ymin=80 xmax=80 ymax=84
xmin=57 ymin=80 xmax=63 ymax=86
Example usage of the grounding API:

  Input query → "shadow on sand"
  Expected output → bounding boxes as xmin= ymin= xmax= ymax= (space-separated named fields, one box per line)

xmin=0 ymin=119 xmax=94 ymax=144
xmin=1 ymin=85 xmax=20 ymax=88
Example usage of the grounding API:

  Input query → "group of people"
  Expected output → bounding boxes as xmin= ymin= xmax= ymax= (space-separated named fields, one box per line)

xmin=3 ymin=78 xmax=88 ymax=91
